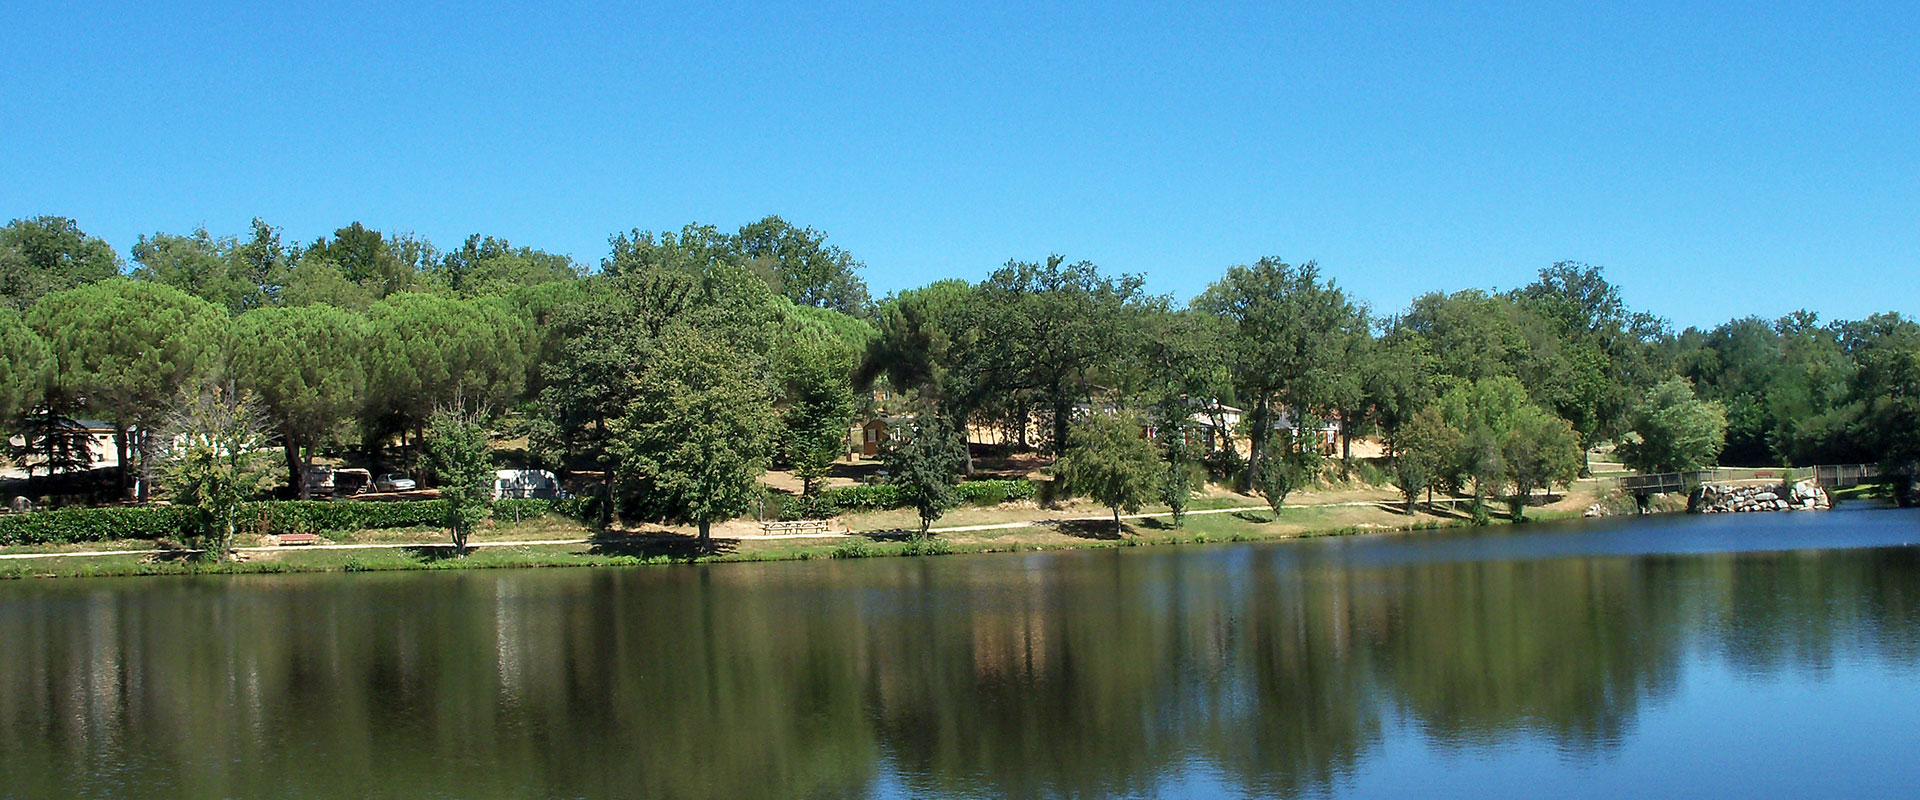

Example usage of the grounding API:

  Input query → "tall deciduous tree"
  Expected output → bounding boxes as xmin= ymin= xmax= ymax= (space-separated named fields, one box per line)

xmin=775 ymin=324 xmax=858 ymax=497
xmin=26 ymin=279 xmax=229 ymax=500
xmin=1501 ymin=406 xmax=1583 ymax=520
xmin=230 ymin=305 xmax=371 ymax=497
xmin=882 ymin=417 xmax=966 ymax=537
xmin=612 ymin=326 xmax=775 ymax=549
xmin=131 ymin=228 xmax=273 ymax=313
xmin=977 ymin=256 xmax=1146 ymax=454
xmin=1616 ymin=378 xmax=1728 ymax=475
xmin=1057 ymin=411 xmax=1160 ymax=533
xmin=1195 ymin=259 xmax=1363 ymax=480
xmin=735 ymin=216 xmax=871 ymax=315
xmin=0 ymin=216 xmax=121 ymax=309
xmin=434 ymin=234 xmax=582 ymax=297
xmin=1393 ymin=405 xmax=1461 ymax=513
xmin=304 ymin=222 xmax=430 ymax=299
xmin=425 ymin=406 xmax=495 ymax=554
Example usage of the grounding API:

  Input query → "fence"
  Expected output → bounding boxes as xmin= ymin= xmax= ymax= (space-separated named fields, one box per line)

xmin=1813 ymin=464 xmax=1881 ymax=489
xmin=1617 ymin=470 xmax=1715 ymax=495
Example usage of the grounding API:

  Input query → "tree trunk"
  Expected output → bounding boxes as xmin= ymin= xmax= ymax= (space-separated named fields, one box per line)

xmin=115 ymin=426 xmax=133 ymax=501
xmin=1113 ymin=507 xmax=1122 ymax=535
xmin=285 ymin=436 xmax=306 ymax=500
xmin=1051 ymin=395 xmax=1071 ymax=457
xmin=1246 ymin=397 xmax=1271 ymax=483
xmin=697 ymin=519 xmax=712 ymax=551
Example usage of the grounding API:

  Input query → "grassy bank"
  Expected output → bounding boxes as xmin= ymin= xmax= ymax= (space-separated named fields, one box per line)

xmin=0 ymin=485 xmax=1599 ymax=581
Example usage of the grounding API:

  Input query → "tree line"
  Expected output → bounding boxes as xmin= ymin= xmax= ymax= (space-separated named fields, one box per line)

xmin=3 ymin=212 xmax=1917 ymax=543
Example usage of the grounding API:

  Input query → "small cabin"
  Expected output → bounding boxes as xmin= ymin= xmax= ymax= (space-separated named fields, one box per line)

xmin=854 ymin=416 xmax=911 ymax=458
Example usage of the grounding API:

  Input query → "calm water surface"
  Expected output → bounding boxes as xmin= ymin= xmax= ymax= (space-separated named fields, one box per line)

xmin=4 ymin=508 xmax=1920 ymax=799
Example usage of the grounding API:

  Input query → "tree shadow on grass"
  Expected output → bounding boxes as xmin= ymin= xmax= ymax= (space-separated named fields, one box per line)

xmin=402 ymin=545 xmax=464 ymax=562
xmin=1138 ymin=517 xmax=1174 ymax=531
xmin=585 ymin=532 xmax=736 ymax=562
xmin=1046 ymin=519 xmax=1124 ymax=540
xmin=1232 ymin=510 xmax=1275 ymax=524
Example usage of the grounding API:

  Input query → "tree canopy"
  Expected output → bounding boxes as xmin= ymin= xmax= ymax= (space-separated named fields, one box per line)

xmin=1616 ymin=378 xmax=1729 ymax=475
xmin=0 ymin=216 xmax=121 ymax=309
xmin=231 ymin=304 xmax=372 ymax=496
xmin=1057 ymin=411 xmax=1160 ymax=532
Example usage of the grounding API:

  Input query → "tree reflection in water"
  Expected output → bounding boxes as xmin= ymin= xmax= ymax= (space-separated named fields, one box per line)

xmin=2 ymin=518 xmax=1919 ymax=799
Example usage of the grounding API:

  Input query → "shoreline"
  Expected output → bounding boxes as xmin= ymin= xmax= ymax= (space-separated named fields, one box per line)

xmin=0 ymin=492 xmax=1585 ymax=581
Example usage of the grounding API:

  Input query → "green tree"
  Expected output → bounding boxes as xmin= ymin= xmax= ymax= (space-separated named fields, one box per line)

xmin=775 ymin=326 xmax=858 ymax=497
xmin=303 ymin=222 xmax=428 ymax=298
xmin=365 ymin=293 xmax=529 ymax=449
xmin=131 ymin=227 xmax=271 ymax=313
xmin=977 ymin=256 xmax=1147 ymax=454
xmin=163 ymin=382 xmax=275 ymax=560
xmin=1393 ymin=405 xmax=1460 ymax=513
xmin=1195 ymin=259 xmax=1363 ymax=480
xmin=882 ymin=418 xmax=966 ymax=537
xmin=1501 ymin=406 xmax=1583 ymax=520
xmin=1057 ymin=411 xmax=1160 ymax=533
xmin=424 ymin=406 xmax=495 ymax=554
xmin=1251 ymin=430 xmax=1315 ymax=517
xmin=230 ymin=305 xmax=371 ymax=497
xmin=612 ymin=326 xmax=775 ymax=550
xmin=1157 ymin=410 xmax=1197 ymax=528
xmin=1513 ymin=263 xmax=1668 ymax=462
xmin=0 ymin=216 xmax=121 ymax=309
xmin=26 ymin=279 xmax=230 ymax=500
xmin=1437 ymin=377 xmax=1535 ymax=523
xmin=1616 ymin=378 xmax=1728 ymax=475
xmin=734 ymin=216 xmax=872 ymax=314
xmin=278 ymin=256 xmax=375 ymax=310
xmin=434 ymin=234 xmax=582 ymax=297
xmin=0 ymin=308 xmax=50 ymax=420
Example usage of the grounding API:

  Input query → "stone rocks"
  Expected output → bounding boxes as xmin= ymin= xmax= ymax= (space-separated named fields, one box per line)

xmin=1695 ymin=480 xmax=1829 ymax=514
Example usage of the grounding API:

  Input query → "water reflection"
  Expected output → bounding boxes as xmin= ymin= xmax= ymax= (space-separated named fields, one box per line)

xmin=2 ymin=511 xmax=1918 ymax=799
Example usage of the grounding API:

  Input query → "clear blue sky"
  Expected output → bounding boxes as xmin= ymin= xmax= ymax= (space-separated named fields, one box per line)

xmin=3 ymin=1 xmax=1915 ymax=329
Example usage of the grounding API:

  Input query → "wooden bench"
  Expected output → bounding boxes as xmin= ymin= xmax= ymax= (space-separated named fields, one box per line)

xmin=277 ymin=533 xmax=322 ymax=546
xmin=760 ymin=519 xmax=835 ymax=536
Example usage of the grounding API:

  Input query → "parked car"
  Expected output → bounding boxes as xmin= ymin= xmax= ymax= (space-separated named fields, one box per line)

xmin=334 ymin=468 xmax=373 ymax=496
xmin=492 ymin=469 xmax=568 ymax=500
xmin=375 ymin=473 xmax=417 ymax=492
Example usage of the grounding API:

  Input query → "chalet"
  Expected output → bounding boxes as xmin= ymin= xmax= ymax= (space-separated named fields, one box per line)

xmin=3 ymin=418 xmax=121 ymax=479
xmin=852 ymin=416 xmax=912 ymax=458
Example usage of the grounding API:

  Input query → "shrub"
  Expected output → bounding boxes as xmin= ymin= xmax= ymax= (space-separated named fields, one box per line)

xmin=0 ymin=505 xmax=193 ymax=546
xmin=956 ymin=479 xmax=1035 ymax=506
xmin=780 ymin=479 xmax=1038 ymax=520
xmin=830 ymin=538 xmax=873 ymax=559
xmin=0 ymin=498 xmax=574 ymax=547
xmin=899 ymin=537 xmax=952 ymax=556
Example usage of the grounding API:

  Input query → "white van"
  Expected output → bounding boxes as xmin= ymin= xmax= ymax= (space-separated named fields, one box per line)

xmin=492 ymin=469 xmax=567 ymax=500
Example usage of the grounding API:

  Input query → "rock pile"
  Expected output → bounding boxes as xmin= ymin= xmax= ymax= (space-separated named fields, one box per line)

xmin=1697 ymin=481 xmax=1829 ymax=513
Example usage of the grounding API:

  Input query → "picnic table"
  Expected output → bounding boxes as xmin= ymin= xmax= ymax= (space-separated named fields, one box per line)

xmin=759 ymin=519 xmax=836 ymax=535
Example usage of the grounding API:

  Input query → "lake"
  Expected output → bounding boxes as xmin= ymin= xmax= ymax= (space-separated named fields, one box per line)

xmin=3 ymin=508 xmax=1919 ymax=799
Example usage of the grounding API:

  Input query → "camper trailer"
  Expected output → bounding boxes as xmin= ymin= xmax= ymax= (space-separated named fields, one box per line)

xmin=492 ymin=469 xmax=567 ymax=500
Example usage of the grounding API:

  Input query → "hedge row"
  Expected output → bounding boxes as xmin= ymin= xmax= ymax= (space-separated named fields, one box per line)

xmin=783 ymin=479 xmax=1036 ymax=520
xmin=0 ymin=498 xmax=571 ymax=547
